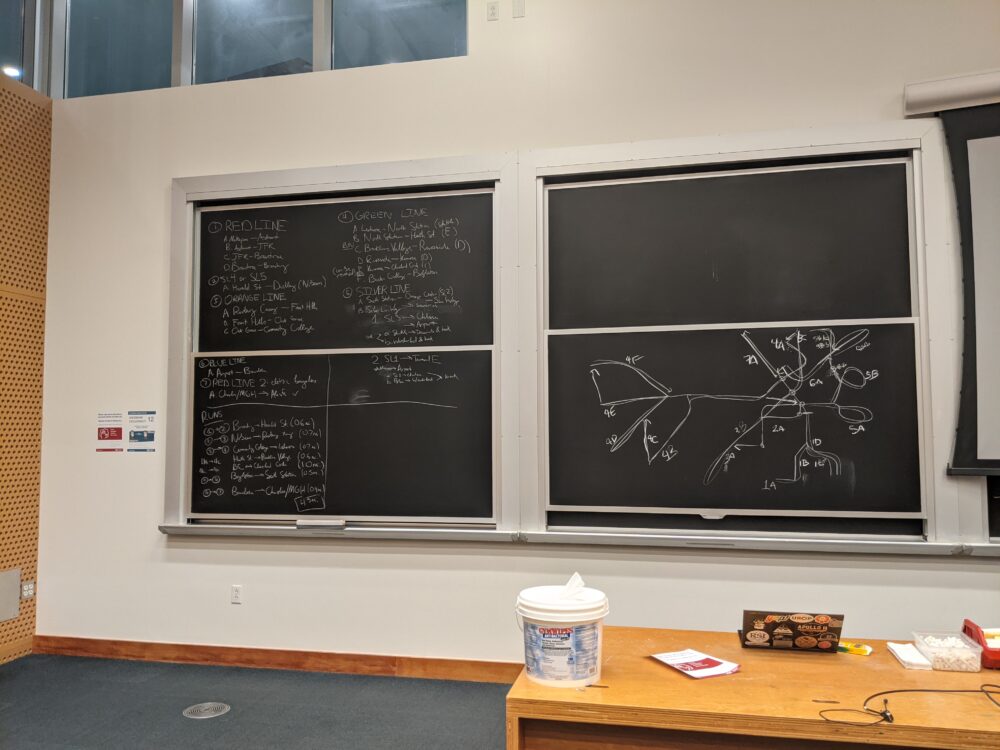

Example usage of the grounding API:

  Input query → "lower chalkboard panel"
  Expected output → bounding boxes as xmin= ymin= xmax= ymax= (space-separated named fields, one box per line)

xmin=192 ymin=350 xmax=493 ymax=518
xmin=548 ymin=324 xmax=921 ymax=515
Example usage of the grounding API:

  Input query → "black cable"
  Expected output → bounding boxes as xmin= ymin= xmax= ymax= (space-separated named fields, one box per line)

xmin=819 ymin=697 xmax=892 ymax=726
xmin=864 ymin=684 xmax=1000 ymax=712
xmin=819 ymin=683 xmax=1000 ymax=726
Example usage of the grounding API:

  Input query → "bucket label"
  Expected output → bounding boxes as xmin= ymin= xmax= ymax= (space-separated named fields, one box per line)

xmin=523 ymin=621 xmax=600 ymax=682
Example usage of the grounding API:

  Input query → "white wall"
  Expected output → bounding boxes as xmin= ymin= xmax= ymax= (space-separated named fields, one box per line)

xmin=38 ymin=0 xmax=1000 ymax=661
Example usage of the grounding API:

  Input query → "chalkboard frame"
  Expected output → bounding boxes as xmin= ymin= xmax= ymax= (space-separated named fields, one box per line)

xmin=540 ymin=156 xmax=931 ymax=521
xmin=163 ymin=123 xmax=980 ymax=553
xmin=164 ymin=153 xmax=520 ymax=534
xmin=188 ymin=188 xmax=499 ymax=523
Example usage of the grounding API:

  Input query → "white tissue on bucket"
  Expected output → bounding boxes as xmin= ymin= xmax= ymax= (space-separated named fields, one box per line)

xmin=558 ymin=571 xmax=586 ymax=599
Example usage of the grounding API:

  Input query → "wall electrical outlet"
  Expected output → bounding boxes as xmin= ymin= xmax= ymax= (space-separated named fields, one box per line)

xmin=230 ymin=584 xmax=243 ymax=604
xmin=487 ymin=1 xmax=500 ymax=21
xmin=21 ymin=581 xmax=35 ymax=599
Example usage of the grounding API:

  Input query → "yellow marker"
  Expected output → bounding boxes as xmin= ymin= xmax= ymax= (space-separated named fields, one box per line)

xmin=838 ymin=641 xmax=873 ymax=656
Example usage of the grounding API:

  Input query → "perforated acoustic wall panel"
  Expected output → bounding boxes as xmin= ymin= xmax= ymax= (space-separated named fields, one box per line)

xmin=0 ymin=75 xmax=50 ymax=665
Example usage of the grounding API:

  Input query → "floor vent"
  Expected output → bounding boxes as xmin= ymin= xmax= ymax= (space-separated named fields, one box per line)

xmin=182 ymin=702 xmax=231 ymax=719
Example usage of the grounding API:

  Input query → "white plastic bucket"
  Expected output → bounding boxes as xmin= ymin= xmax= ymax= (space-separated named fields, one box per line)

xmin=516 ymin=583 xmax=609 ymax=688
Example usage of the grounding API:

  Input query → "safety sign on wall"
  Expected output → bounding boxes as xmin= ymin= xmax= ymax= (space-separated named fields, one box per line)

xmin=96 ymin=410 xmax=157 ymax=453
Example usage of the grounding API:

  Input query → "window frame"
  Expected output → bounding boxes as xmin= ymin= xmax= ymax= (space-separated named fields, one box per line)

xmin=49 ymin=0 xmax=467 ymax=96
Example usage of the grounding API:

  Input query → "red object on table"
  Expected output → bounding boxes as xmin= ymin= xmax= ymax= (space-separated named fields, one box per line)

xmin=963 ymin=619 xmax=1000 ymax=669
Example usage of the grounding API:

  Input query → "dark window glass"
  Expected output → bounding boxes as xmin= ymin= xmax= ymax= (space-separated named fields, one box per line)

xmin=0 ymin=0 xmax=24 ymax=80
xmin=334 ymin=0 xmax=467 ymax=70
xmin=66 ymin=0 xmax=173 ymax=97
xmin=195 ymin=0 xmax=312 ymax=83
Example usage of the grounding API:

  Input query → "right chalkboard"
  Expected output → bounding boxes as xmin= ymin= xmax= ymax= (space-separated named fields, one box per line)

xmin=545 ymin=158 xmax=922 ymax=520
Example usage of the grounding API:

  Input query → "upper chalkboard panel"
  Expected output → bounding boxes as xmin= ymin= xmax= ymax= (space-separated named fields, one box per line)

xmin=548 ymin=162 xmax=912 ymax=329
xmin=198 ymin=191 xmax=493 ymax=351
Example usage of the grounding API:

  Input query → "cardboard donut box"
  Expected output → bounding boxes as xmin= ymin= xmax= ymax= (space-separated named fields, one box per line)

xmin=740 ymin=610 xmax=845 ymax=653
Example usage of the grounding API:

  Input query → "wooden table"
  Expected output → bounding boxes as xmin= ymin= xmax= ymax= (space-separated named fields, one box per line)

xmin=506 ymin=626 xmax=1000 ymax=749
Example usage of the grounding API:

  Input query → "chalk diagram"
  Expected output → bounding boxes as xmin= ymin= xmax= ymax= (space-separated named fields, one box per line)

xmin=588 ymin=328 xmax=876 ymax=487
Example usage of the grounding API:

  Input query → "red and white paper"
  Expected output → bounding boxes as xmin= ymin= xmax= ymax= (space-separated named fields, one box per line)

xmin=652 ymin=649 xmax=740 ymax=679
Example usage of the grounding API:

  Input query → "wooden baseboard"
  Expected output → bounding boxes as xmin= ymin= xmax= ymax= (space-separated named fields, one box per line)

xmin=32 ymin=635 xmax=522 ymax=684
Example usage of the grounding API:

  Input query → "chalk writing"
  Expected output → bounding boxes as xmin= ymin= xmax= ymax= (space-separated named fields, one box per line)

xmin=199 ymin=194 xmax=492 ymax=350
xmin=588 ymin=328 xmax=879 ymax=488
xmin=194 ymin=353 xmax=462 ymax=514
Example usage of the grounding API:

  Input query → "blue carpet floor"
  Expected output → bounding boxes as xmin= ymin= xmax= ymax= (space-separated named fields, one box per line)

xmin=0 ymin=655 xmax=509 ymax=749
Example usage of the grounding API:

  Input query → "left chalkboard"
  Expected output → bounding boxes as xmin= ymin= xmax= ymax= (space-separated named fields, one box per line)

xmin=198 ymin=192 xmax=494 ymax=351
xmin=190 ymin=187 xmax=497 ymax=522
